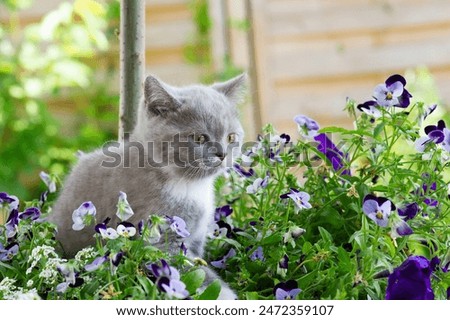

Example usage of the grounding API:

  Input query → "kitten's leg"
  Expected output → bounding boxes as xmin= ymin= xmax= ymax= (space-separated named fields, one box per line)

xmin=200 ymin=266 xmax=237 ymax=300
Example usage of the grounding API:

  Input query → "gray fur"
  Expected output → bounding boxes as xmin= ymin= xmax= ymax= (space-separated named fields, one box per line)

xmin=48 ymin=74 xmax=246 ymax=299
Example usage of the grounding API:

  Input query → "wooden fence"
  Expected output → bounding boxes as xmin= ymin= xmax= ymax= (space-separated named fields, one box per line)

xmin=2 ymin=0 xmax=450 ymax=137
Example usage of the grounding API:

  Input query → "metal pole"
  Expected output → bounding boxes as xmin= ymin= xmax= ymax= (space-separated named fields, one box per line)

xmin=119 ymin=0 xmax=145 ymax=141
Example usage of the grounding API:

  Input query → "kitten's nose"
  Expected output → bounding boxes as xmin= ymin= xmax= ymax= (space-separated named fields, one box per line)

xmin=216 ymin=152 xmax=227 ymax=161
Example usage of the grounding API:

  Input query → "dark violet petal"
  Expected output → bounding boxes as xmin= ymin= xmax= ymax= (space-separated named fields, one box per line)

xmin=112 ymin=252 xmax=124 ymax=267
xmin=424 ymin=198 xmax=439 ymax=207
xmin=437 ymin=120 xmax=446 ymax=131
xmin=428 ymin=130 xmax=444 ymax=143
xmin=279 ymin=254 xmax=289 ymax=269
xmin=357 ymin=100 xmax=378 ymax=112
xmin=386 ymin=256 xmax=434 ymax=300
xmin=18 ymin=207 xmax=41 ymax=221
xmin=395 ymin=220 xmax=413 ymax=236
xmin=398 ymin=203 xmax=419 ymax=221
xmin=385 ymin=74 xmax=407 ymax=87
xmin=424 ymin=124 xmax=438 ymax=136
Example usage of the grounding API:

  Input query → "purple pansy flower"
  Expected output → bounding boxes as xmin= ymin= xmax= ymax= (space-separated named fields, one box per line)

xmin=211 ymin=248 xmax=236 ymax=269
xmin=233 ymin=163 xmax=255 ymax=178
xmin=180 ymin=242 xmax=187 ymax=255
xmin=280 ymin=188 xmax=312 ymax=211
xmin=166 ymin=216 xmax=190 ymax=238
xmin=0 ymin=242 xmax=19 ymax=261
xmin=314 ymin=133 xmax=350 ymax=175
xmin=214 ymin=205 xmax=233 ymax=222
xmin=161 ymin=279 xmax=189 ymax=299
xmin=18 ymin=207 xmax=41 ymax=221
xmin=274 ymin=280 xmax=302 ymax=300
xmin=373 ymin=74 xmax=412 ymax=108
xmin=279 ymin=254 xmax=289 ymax=269
xmin=85 ymin=254 xmax=109 ymax=272
xmin=72 ymin=201 xmax=96 ymax=231
xmin=0 ymin=192 xmax=19 ymax=211
xmin=95 ymin=218 xmax=119 ymax=240
xmin=362 ymin=195 xmax=395 ymax=227
xmin=357 ymin=100 xmax=381 ymax=120
xmin=246 ymin=175 xmax=269 ymax=194
xmin=386 ymin=256 xmax=434 ymax=300
xmin=398 ymin=203 xmax=419 ymax=221
xmin=56 ymin=264 xmax=83 ymax=293
xmin=147 ymin=259 xmax=181 ymax=280
xmin=39 ymin=171 xmax=56 ymax=193
xmin=209 ymin=223 xmax=228 ymax=239
xmin=391 ymin=219 xmax=413 ymax=238
xmin=294 ymin=115 xmax=320 ymax=138
xmin=111 ymin=251 xmax=124 ymax=275
xmin=416 ymin=120 xmax=448 ymax=152
xmin=116 ymin=191 xmax=134 ymax=221
xmin=4 ymin=209 xmax=19 ymax=238
xmin=250 ymin=246 xmax=265 ymax=261
xmin=117 ymin=222 xmax=136 ymax=238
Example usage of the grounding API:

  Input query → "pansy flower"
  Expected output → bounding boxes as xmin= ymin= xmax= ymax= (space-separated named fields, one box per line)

xmin=18 ymin=207 xmax=41 ymax=221
xmin=116 ymin=191 xmax=134 ymax=221
xmin=0 ymin=242 xmax=19 ymax=262
xmin=0 ymin=192 xmax=19 ymax=212
xmin=85 ymin=253 xmax=109 ymax=272
xmin=362 ymin=195 xmax=395 ymax=227
xmin=117 ymin=222 xmax=136 ymax=238
xmin=373 ymin=74 xmax=412 ymax=108
xmin=277 ymin=254 xmax=289 ymax=277
xmin=274 ymin=280 xmax=302 ymax=300
xmin=249 ymin=246 xmax=265 ymax=262
xmin=246 ymin=175 xmax=269 ymax=194
xmin=39 ymin=171 xmax=57 ymax=193
xmin=415 ymin=120 xmax=448 ymax=152
xmin=314 ymin=133 xmax=350 ymax=175
xmin=95 ymin=218 xmax=119 ymax=240
xmin=357 ymin=100 xmax=381 ymax=120
xmin=211 ymin=248 xmax=236 ymax=269
xmin=209 ymin=222 xmax=229 ymax=239
xmin=56 ymin=264 xmax=83 ymax=293
xmin=4 ymin=209 xmax=19 ymax=238
xmin=180 ymin=242 xmax=188 ymax=255
xmin=166 ymin=216 xmax=190 ymax=238
xmin=398 ymin=203 xmax=419 ymax=221
xmin=391 ymin=218 xmax=413 ymax=238
xmin=280 ymin=188 xmax=312 ymax=212
xmin=233 ymin=163 xmax=254 ymax=178
xmin=386 ymin=255 xmax=434 ymax=300
xmin=294 ymin=115 xmax=320 ymax=138
xmin=160 ymin=279 xmax=189 ymax=299
xmin=111 ymin=251 xmax=124 ymax=275
xmin=72 ymin=201 xmax=96 ymax=231
xmin=147 ymin=259 xmax=181 ymax=280
xmin=283 ymin=226 xmax=305 ymax=247
xmin=214 ymin=205 xmax=233 ymax=222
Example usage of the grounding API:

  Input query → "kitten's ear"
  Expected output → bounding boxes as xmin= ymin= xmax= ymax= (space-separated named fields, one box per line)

xmin=144 ymin=75 xmax=181 ymax=116
xmin=211 ymin=73 xmax=247 ymax=105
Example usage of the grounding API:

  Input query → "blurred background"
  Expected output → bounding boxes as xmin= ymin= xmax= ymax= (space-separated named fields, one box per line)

xmin=1 ymin=0 xmax=449 ymax=198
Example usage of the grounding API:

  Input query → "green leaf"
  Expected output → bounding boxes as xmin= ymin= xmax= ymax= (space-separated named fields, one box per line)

xmin=261 ymin=232 xmax=283 ymax=245
xmin=198 ymin=279 xmax=221 ymax=300
xmin=373 ymin=123 xmax=385 ymax=138
xmin=181 ymin=269 xmax=206 ymax=295
xmin=245 ymin=291 xmax=260 ymax=300
xmin=136 ymin=275 xmax=154 ymax=296
xmin=318 ymin=226 xmax=333 ymax=243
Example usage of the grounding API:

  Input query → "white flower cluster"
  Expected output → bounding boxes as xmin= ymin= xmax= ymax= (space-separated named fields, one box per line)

xmin=75 ymin=247 xmax=97 ymax=263
xmin=26 ymin=245 xmax=66 ymax=285
xmin=0 ymin=277 xmax=41 ymax=300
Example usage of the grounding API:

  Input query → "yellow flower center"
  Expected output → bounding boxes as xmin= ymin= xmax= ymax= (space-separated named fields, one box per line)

xmin=376 ymin=210 xmax=384 ymax=220
xmin=386 ymin=92 xmax=393 ymax=100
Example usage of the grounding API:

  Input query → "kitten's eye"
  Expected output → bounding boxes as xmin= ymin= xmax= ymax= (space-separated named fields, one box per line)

xmin=193 ymin=134 xmax=208 ymax=144
xmin=227 ymin=133 xmax=237 ymax=144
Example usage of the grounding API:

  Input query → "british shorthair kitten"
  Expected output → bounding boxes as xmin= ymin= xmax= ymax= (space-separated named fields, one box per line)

xmin=49 ymin=74 xmax=247 ymax=299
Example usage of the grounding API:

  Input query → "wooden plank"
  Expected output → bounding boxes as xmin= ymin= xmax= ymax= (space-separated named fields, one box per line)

xmin=266 ymin=0 xmax=450 ymax=40
xmin=270 ymin=27 xmax=450 ymax=82
xmin=145 ymin=19 xmax=195 ymax=49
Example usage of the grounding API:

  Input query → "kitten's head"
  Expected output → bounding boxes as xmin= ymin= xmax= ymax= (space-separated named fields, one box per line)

xmin=133 ymin=74 xmax=246 ymax=179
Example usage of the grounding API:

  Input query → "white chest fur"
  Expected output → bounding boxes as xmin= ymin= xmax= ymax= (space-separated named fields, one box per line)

xmin=163 ymin=177 xmax=215 ymax=238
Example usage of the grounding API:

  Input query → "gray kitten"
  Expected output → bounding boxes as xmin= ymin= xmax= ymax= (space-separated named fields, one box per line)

xmin=49 ymin=74 xmax=246 ymax=299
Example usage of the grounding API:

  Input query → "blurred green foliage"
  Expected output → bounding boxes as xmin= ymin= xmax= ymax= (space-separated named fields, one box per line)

xmin=0 ymin=0 xmax=120 ymax=199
